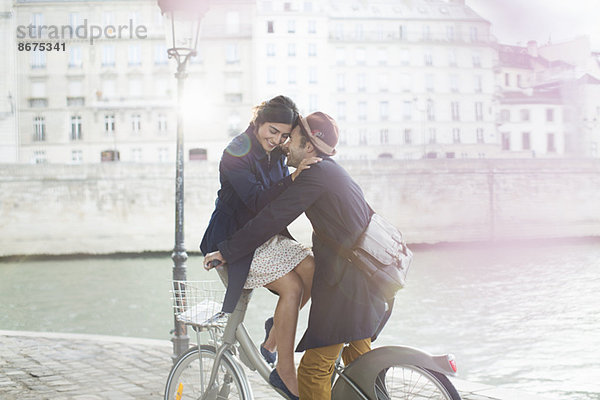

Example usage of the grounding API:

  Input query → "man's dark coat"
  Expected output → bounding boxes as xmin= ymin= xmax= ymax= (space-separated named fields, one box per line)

xmin=218 ymin=157 xmax=387 ymax=351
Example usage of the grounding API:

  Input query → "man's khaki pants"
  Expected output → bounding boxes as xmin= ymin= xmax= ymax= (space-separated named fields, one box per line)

xmin=297 ymin=338 xmax=371 ymax=400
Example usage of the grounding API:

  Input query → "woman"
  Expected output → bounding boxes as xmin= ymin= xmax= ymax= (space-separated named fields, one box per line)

xmin=200 ymin=95 xmax=318 ymax=399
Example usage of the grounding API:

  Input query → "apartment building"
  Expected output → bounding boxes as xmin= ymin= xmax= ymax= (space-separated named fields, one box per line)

xmin=0 ymin=3 xmax=18 ymax=162
xmin=8 ymin=0 xmax=596 ymax=163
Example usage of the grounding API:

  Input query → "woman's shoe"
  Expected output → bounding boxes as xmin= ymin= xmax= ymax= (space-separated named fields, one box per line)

xmin=260 ymin=317 xmax=277 ymax=364
xmin=269 ymin=368 xmax=299 ymax=400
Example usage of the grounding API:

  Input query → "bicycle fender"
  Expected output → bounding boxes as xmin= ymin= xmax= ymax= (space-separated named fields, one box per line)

xmin=331 ymin=345 xmax=457 ymax=400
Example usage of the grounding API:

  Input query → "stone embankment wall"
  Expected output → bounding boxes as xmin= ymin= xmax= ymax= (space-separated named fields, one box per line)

xmin=1 ymin=159 xmax=599 ymax=256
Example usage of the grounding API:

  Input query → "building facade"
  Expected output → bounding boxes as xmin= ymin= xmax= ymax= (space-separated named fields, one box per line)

xmin=5 ymin=0 xmax=599 ymax=163
xmin=0 ymin=2 xmax=18 ymax=162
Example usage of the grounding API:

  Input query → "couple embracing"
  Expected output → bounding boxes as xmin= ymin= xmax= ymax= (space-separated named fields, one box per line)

xmin=201 ymin=96 xmax=390 ymax=400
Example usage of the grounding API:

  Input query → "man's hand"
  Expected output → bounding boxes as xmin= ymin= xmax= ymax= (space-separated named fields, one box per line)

xmin=291 ymin=157 xmax=322 ymax=181
xmin=204 ymin=251 xmax=226 ymax=271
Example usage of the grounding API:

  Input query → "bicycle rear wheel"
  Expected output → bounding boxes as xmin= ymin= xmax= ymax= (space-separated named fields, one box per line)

xmin=164 ymin=345 xmax=250 ymax=400
xmin=375 ymin=365 xmax=461 ymax=400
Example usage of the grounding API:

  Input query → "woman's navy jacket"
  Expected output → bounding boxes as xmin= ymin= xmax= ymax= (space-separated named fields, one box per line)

xmin=200 ymin=125 xmax=293 ymax=312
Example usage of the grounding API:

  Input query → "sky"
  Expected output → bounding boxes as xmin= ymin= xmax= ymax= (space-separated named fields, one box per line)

xmin=467 ymin=0 xmax=600 ymax=50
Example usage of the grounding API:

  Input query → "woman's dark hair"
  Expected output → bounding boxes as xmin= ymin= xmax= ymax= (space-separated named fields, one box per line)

xmin=251 ymin=95 xmax=299 ymax=129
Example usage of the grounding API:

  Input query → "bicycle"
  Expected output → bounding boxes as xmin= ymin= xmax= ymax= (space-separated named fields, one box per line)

xmin=164 ymin=275 xmax=461 ymax=400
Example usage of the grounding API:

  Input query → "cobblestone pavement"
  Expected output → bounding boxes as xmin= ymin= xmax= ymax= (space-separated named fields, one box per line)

xmin=0 ymin=330 xmax=549 ymax=400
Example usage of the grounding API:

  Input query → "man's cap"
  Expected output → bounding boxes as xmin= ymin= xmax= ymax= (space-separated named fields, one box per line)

xmin=298 ymin=112 xmax=338 ymax=156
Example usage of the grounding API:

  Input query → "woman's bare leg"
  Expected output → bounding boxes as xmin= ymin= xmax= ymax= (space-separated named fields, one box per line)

xmin=264 ymin=255 xmax=315 ymax=351
xmin=294 ymin=255 xmax=315 ymax=308
xmin=264 ymin=270 xmax=304 ymax=396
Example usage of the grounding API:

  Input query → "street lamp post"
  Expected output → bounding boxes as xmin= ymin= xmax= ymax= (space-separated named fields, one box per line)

xmin=158 ymin=0 xmax=208 ymax=361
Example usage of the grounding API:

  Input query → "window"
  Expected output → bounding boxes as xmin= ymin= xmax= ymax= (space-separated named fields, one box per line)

xmin=377 ymin=48 xmax=387 ymax=65
xmin=128 ymin=45 xmax=141 ymax=66
xmin=225 ymin=44 xmax=239 ymax=64
xmin=336 ymin=73 xmax=345 ymax=91
xmin=448 ymin=50 xmax=457 ymax=67
xmin=267 ymin=43 xmax=275 ymax=57
xmin=158 ymin=114 xmax=167 ymax=133
xmin=105 ymin=114 xmax=115 ymax=134
xmin=520 ymin=109 xmax=530 ymax=121
xmin=69 ymin=12 xmax=79 ymax=30
xmin=400 ymin=48 xmax=409 ymax=65
xmin=356 ymin=47 xmax=366 ymax=65
xmin=31 ymin=50 xmax=46 ymax=68
xmin=70 ymin=115 xmax=82 ymax=140
xmin=304 ymin=2 xmax=313 ymax=12
xmin=308 ymin=94 xmax=318 ymax=112
xmin=429 ymin=128 xmax=437 ymax=144
xmin=451 ymin=102 xmax=460 ymax=121
xmin=129 ymin=79 xmax=142 ymax=97
xmin=358 ymin=101 xmax=367 ymax=121
xmin=380 ymin=129 xmax=389 ymax=144
xmin=446 ymin=26 xmax=455 ymax=41
xmin=504 ymin=73 xmax=510 ymax=87
xmin=359 ymin=129 xmax=368 ymax=145
xmin=337 ymin=101 xmax=346 ymax=120
xmin=228 ymin=113 xmax=241 ymax=135
xmin=474 ymin=75 xmax=483 ymax=93
xmin=288 ymin=67 xmax=296 ymax=84
xmin=131 ymin=114 xmax=141 ymax=133
xmin=132 ymin=148 xmax=142 ymax=162
xmin=33 ymin=116 xmax=46 ymax=141
xmin=288 ymin=43 xmax=296 ymax=57
xmin=399 ymin=25 xmax=405 ymax=40
xmin=522 ymin=132 xmax=531 ymax=150
xmin=31 ymin=13 xmax=44 ymax=37
xmin=267 ymin=21 xmax=274 ymax=33
xmin=308 ymin=67 xmax=317 ymax=84
xmin=355 ymin=23 xmax=364 ymax=40
xmin=288 ymin=20 xmax=296 ymax=33
xmin=308 ymin=43 xmax=316 ymax=57
xmin=189 ymin=148 xmax=207 ymax=161
xmin=403 ymin=101 xmax=412 ymax=120
xmin=404 ymin=129 xmax=412 ymax=144
xmin=425 ymin=74 xmax=434 ymax=92
xmin=517 ymin=74 xmax=522 ymax=87
xmin=69 ymin=46 xmax=82 ymax=68
xmin=380 ymin=101 xmax=389 ymax=121
xmin=158 ymin=147 xmax=169 ymax=162
xmin=308 ymin=20 xmax=316 ymax=34
xmin=424 ymin=51 xmax=433 ymax=66
xmin=155 ymin=44 xmax=168 ymax=65
xmin=475 ymin=102 xmax=483 ymax=121
xmin=476 ymin=128 xmax=484 ymax=144
xmin=33 ymin=150 xmax=47 ymax=164
xmin=470 ymin=26 xmax=478 ymax=42
xmin=226 ymin=11 xmax=240 ymax=34
xmin=426 ymin=99 xmax=435 ymax=121
xmin=379 ymin=73 xmax=389 ymax=92
xmin=452 ymin=128 xmax=461 ymax=143
xmin=357 ymin=73 xmax=366 ymax=92
xmin=102 ymin=45 xmax=115 ymax=67
xmin=449 ymin=74 xmax=458 ymax=92
xmin=336 ymin=47 xmax=345 ymax=65
xmin=546 ymin=108 xmax=554 ymax=122
xmin=547 ymin=133 xmax=556 ymax=152
xmin=501 ymin=132 xmax=510 ymax=150
xmin=266 ymin=67 xmax=276 ymax=84
xmin=422 ymin=25 xmax=431 ymax=40
xmin=71 ymin=150 xmax=83 ymax=163
xmin=500 ymin=109 xmax=510 ymax=122
xmin=472 ymin=52 xmax=481 ymax=67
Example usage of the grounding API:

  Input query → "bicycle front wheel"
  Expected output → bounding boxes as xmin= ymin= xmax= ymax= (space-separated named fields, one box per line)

xmin=375 ymin=365 xmax=461 ymax=400
xmin=164 ymin=345 xmax=250 ymax=400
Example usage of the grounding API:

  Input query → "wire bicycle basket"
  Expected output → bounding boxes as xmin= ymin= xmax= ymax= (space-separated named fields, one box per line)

xmin=171 ymin=280 xmax=227 ymax=329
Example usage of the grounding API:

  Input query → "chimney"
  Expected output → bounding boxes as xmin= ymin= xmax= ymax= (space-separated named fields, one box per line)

xmin=527 ymin=40 xmax=538 ymax=57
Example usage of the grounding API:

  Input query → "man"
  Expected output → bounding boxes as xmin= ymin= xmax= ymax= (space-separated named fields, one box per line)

xmin=205 ymin=111 xmax=388 ymax=400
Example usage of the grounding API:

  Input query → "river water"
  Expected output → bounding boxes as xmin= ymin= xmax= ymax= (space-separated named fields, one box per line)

xmin=1 ymin=241 xmax=599 ymax=399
